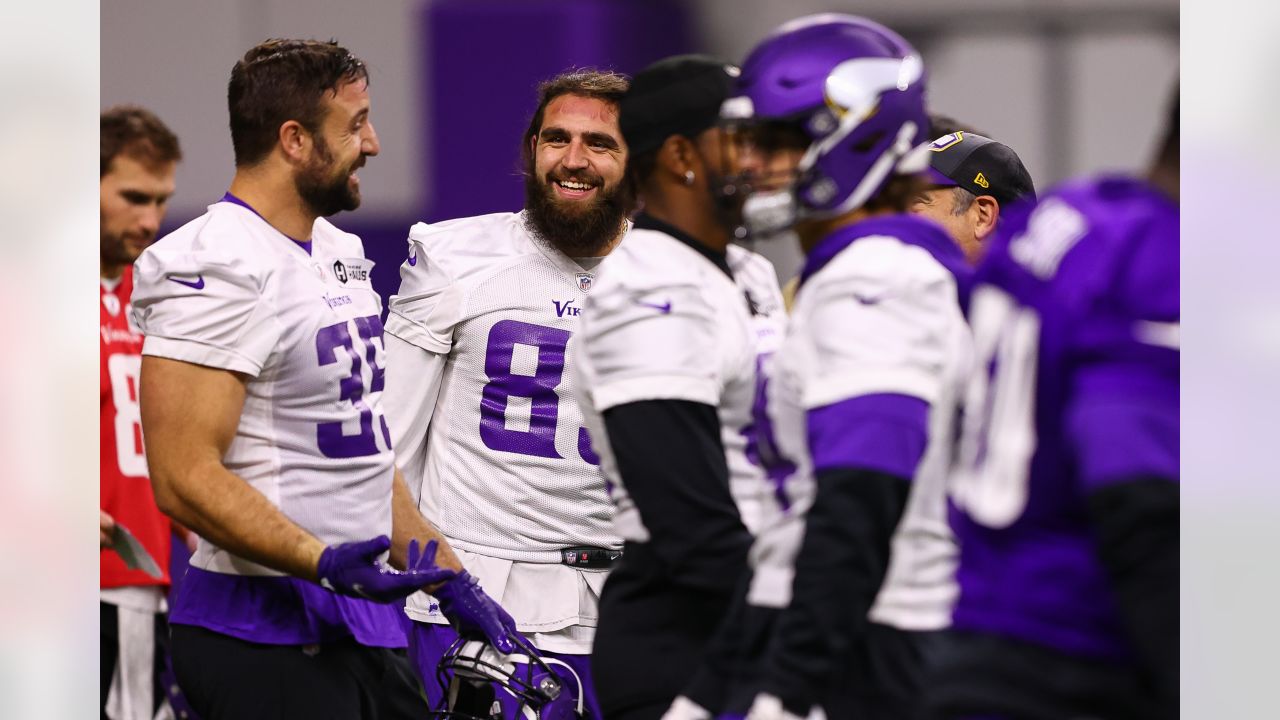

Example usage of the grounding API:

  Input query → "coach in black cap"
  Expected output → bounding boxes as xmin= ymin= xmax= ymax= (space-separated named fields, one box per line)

xmin=617 ymin=54 xmax=756 ymax=264
xmin=910 ymin=130 xmax=1036 ymax=262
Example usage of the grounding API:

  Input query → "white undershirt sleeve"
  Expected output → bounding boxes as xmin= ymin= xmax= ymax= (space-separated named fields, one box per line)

xmin=382 ymin=332 xmax=448 ymax=507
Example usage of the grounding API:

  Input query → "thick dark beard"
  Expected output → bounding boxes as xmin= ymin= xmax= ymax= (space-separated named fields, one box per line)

xmin=297 ymin=136 xmax=362 ymax=218
xmin=523 ymin=173 xmax=627 ymax=257
xmin=99 ymin=228 xmax=135 ymax=269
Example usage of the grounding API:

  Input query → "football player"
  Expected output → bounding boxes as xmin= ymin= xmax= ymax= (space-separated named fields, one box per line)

xmin=100 ymin=104 xmax=181 ymax=720
xmin=568 ymin=54 xmax=786 ymax=720
xmin=133 ymin=39 xmax=512 ymax=719
xmin=677 ymin=15 xmax=975 ymax=720
xmin=925 ymin=90 xmax=1180 ymax=720
xmin=380 ymin=69 xmax=631 ymax=719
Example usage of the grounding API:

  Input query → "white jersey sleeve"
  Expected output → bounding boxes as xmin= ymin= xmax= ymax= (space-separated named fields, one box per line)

xmin=132 ymin=229 xmax=283 ymax=376
xmin=382 ymin=332 xmax=448 ymax=507
xmin=581 ymin=275 xmax=721 ymax=411
xmin=800 ymin=236 xmax=959 ymax=409
xmin=385 ymin=222 xmax=467 ymax=354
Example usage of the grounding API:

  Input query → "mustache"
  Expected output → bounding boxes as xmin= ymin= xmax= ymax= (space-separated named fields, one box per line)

xmin=546 ymin=170 xmax=602 ymax=187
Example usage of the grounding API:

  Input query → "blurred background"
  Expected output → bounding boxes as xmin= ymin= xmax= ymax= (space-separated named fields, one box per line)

xmin=102 ymin=0 xmax=1177 ymax=298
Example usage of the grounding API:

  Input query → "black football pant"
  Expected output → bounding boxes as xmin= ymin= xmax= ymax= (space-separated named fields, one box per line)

xmin=592 ymin=541 xmax=739 ymax=720
xmin=170 ymin=623 xmax=428 ymax=720
xmin=921 ymin=630 xmax=1155 ymax=720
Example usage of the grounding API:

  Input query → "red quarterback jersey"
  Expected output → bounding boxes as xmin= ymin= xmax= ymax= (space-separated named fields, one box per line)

xmin=101 ymin=265 xmax=170 ymax=588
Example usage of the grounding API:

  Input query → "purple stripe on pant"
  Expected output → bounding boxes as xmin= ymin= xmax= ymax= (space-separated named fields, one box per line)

xmin=409 ymin=620 xmax=602 ymax=719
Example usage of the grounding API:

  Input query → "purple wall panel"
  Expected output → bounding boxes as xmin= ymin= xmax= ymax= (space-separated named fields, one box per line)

xmin=420 ymin=0 xmax=693 ymax=222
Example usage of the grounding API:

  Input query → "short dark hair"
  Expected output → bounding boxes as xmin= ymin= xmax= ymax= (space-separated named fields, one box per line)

xmin=101 ymin=106 xmax=182 ymax=177
xmin=519 ymin=69 xmax=630 ymax=176
xmin=228 ymin=38 xmax=369 ymax=167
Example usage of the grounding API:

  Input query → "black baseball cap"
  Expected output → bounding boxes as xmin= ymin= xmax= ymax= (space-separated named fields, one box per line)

xmin=618 ymin=54 xmax=740 ymax=156
xmin=925 ymin=131 xmax=1036 ymax=207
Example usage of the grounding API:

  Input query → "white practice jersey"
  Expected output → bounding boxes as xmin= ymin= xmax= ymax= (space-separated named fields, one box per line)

xmin=570 ymin=227 xmax=757 ymax=543
xmin=132 ymin=200 xmax=395 ymax=577
xmin=727 ymin=244 xmax=788 ymax=533
xmin=748 ymin=223 xmax=973 ymax=632
xmin=384 ymin=212 xmax=618 ymax=646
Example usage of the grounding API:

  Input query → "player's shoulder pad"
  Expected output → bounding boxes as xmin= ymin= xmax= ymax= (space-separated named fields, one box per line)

xmin=314 ymin=217 xmax=366 ymax=257
xmin=810 ymin=233 xmax=956 ymax=305
xmin=601 ymin=227 xmax=718 ymax=293
xmin=584 ymin=228 xmax=722 ymax=330
xmin=728 ymin=243 xmax=785 ymax=307
xmin=134 ymin=205 xmax=275 ymax=292
xmin=405 ymin=212 xmax=528 ymax=281
xmin=727 ymin=243 xmax=772 ymax=277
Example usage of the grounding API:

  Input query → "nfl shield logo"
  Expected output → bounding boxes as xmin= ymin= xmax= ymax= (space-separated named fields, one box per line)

xmin=577 ymin=272 xmax=594 ymax=293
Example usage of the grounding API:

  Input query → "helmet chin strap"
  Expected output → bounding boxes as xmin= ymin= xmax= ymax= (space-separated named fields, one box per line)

xmin=540 ymin=657 xmax=586 ymax=716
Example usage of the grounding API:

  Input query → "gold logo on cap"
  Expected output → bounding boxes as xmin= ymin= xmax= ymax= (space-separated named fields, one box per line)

xmin=974 ymin=172 xmax=990 ymax=189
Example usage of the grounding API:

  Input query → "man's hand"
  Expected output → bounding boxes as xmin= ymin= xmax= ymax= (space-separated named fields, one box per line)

xmin=100 ymin=510 xmax=115 ymax=549
xmin=433 ymin=571 xmax=523 ymax=654
xmin=318 ymin=536 xmax=455 ymax=603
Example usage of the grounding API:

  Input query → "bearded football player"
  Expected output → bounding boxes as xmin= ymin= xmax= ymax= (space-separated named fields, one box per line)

xmin=381 ymin=69 xmax=632 ymax=719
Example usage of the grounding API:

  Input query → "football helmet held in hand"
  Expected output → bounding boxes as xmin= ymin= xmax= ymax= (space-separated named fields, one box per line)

xmin=429 ymin=635 xmax=585 ymax=720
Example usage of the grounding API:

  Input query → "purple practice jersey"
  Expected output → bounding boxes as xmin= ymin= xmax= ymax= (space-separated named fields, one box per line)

xmin=948 ymin=176 xmax=1179 ymax=660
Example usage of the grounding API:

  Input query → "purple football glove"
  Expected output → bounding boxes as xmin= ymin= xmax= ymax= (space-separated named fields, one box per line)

xmin=433 ymin=571 xmax=523 ymax=654
xmin=318 ymin=536 xmax=456 ymax=603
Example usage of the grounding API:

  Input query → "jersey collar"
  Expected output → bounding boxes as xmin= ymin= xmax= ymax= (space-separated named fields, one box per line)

xmin=633 ymin=213 xmax=733 ymax=280
xmin=798 ymin=214 xmax=970 ymax=299
xmin=220 ymin=192 xmax=314 ymax=255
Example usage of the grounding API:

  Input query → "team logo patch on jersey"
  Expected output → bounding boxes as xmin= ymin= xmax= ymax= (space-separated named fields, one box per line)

xmin=102 ymin=293 xmax=121 ymax=317
xmin=576 ymin=272 xmax=594 ymax=292
xmin=931 ymin=132 xmax=964 ymax=151
xmin=331 ymin=258 xmax=373 ymax=286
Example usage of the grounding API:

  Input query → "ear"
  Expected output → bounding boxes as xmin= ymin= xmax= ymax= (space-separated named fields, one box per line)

xmin=658 ymin=135 xmax=698 ymax=182
xmin=973 ymin=195 xmax=1001 ymax=240
xmin=279 ymin=120 xmax=310 ymax=163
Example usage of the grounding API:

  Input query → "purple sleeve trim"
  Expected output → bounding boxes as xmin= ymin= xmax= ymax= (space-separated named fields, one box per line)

xmin=806 ymin=393 xmax=929 ymax=479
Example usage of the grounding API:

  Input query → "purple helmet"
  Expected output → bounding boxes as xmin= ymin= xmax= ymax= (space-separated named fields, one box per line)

xmin=724 ymin=13 xmax=930 ymax=235
xmin=431 ymin=636 xmax=584 ymax=719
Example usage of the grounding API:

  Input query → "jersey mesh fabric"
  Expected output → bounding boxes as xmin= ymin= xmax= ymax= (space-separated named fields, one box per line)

xmin=728 ymin=245 xmax=788 ymax=534
xmin=431 ymin=254 xmax=614 ymax=558
xmin=387 ymin=213 xmax=619 ymax=641
xmin=131 ymin=200 xmax=403 ymax=645
xmin=133 ymin=202 xmax=396 ymax=575
xmin=747 ymin=219 xmax=971 ymax=630
xmin=572 ymin=229 xmax=757 ymax=544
